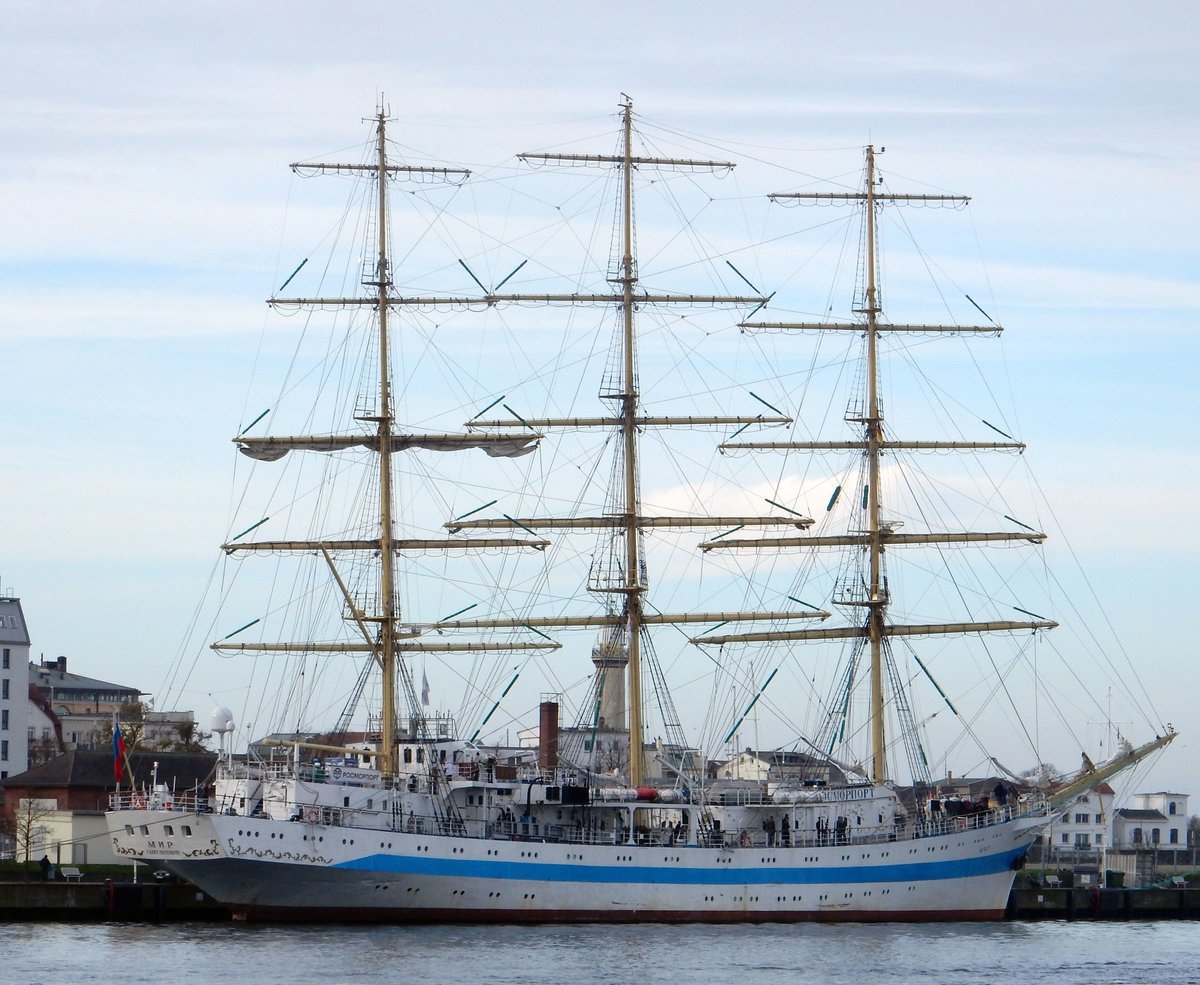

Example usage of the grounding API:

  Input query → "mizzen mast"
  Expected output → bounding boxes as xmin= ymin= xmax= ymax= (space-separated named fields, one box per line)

xmin=215 ymin=111 xmax=562 ymax=777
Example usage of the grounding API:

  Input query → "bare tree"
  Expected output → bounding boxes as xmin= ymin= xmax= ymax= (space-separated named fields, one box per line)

xmin=164 ymin=719 xmax=213 ymax=751
xmin=89 ymin=701 xmax=212 ymax=753
xmin=27 ymin=734 xmax=63 ymax=768
xmin=2 ymin=797 xmax=57 ymax=879
xmin=89 ymin=700 xmax=149 ymax=751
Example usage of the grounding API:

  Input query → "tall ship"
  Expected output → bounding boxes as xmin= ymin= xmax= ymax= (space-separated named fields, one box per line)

xmin=107 ymin=100 xmax=1173 ymax=922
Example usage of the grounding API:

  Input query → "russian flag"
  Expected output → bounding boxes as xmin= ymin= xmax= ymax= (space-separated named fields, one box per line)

xmin=113 ymin=721 xmax=126 ymax=784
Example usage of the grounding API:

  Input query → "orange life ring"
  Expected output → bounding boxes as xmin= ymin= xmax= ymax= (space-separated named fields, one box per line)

xmin=133 ymin=796 xmax=146 ymax=809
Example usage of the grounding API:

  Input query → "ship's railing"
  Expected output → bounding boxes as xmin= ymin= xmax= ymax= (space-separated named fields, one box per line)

xmin=109 ymin=790 xmax=210 ymax=813
xmin=117 ymin=787 xmax=1048 ymax=849
xmin=231 ymin=805 xmax=687 ymax=846
xmin=711 ymin=799 xmax=1045 ymax=850
xmin=707 ymin=788 xmax=774 ymax=807
xmin=217 ymin=762 xmax=260 ymax=780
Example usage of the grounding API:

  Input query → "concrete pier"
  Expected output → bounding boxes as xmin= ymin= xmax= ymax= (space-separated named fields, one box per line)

xmin=1 ymin=876 xmax=1197 ymax=923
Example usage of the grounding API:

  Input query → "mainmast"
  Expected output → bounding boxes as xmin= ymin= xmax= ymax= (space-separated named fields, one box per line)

xmin=488 ymin=97 xmax=782 ymax=787
xmin=372 ymin=113 xmax=400 ymax=774
xmin=861 ymin=146 xmax=888 ymax=784
xmin=616 ymin=100 xmax=647 ymax=786
xmin=701 ymin=146 xmax=1057 ymax=785
xmin=444 ymin=97 xmax=822 ymax=787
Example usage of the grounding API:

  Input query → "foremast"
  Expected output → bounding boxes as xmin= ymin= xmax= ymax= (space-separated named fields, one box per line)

xmin=701 ymin=146 xmax=1057 ymax=784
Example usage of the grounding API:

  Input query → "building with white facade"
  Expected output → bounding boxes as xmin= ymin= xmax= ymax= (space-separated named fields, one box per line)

xmin=26 ymin=654 xmax=199 ymax=755
xmin=1041 ymin=783 xmax=1114 ymax=860
xmin=713 ymin=749 xmax=843 ymax=789
xmin=1112 ymin=792 xmax=1189 ymax=849
xmin=0 ymin=595 xmax=32 ymax=779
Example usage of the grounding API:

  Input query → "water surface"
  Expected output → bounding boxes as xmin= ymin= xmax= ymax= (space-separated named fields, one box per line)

xmin=5 ymin=920 xmax=1196 ymax=985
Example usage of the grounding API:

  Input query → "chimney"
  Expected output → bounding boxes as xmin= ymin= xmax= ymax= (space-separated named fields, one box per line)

xmin=538 ymin=699 xmax=559 ymax=773
xmin=57 ymin=655 xmax=67 ymax=674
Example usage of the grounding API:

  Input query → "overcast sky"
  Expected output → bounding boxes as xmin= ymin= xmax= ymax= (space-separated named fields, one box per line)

xmin=2 ymin=2 xmax=1197 ymax=798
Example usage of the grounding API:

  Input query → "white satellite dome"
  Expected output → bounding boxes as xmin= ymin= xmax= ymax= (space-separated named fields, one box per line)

xmin=209 ymin=706 xmax=236 ymax=734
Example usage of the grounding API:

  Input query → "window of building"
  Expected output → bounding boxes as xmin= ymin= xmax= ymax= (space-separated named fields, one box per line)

xmin=1169 ymin=802 xmax=1177 ymax=815
xmin=1074 ymin=813 xmax=1088 ymax=824
xmin=1060 ymin=833 xmax=1069 ymax=844
xmin=1 ymin=648 xmax=8 ymax=669
xmin=1170 ymin=829 xmax=1179 ymax=844
xmin=1133 ymin=828 xmax=1143 ymax=844
xmin=1 ymin=740 xmax=7 ymax=761
xmin=1096 ymin=834 xmax=1104 ymax=845
xmin=1 ymin=679 xmax=7 ymax=700
xmin=1 ymin=709 xmax=7 ymax=730
xmin=1074 ymin=833 xmax=1090 ymax=848
xmin=1152 ymin=828 xmax=1161 ymax=844
xmin=1095 ymin=814 xmax=1103 ymax=824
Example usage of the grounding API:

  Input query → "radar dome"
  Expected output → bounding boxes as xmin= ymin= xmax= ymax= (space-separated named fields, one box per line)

xmin=209 ymin=706 xmax=235 ymax=734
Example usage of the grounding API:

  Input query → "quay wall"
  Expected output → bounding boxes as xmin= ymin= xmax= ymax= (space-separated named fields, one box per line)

xmin=0 ymin=877 xmax=1198 ymax=922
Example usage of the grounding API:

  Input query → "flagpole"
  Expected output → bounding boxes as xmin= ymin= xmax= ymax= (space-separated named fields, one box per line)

xmin=113 ymin=715 xmax=135 ymax=796
xmin=123 ymin=742 xmax=136 ymax=796
xmin=112 ymin=715 xmax=123 ymax=792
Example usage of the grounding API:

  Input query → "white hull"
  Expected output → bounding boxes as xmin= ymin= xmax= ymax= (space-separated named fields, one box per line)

xmin=107 ymin=806 xmax=1042 ymax=922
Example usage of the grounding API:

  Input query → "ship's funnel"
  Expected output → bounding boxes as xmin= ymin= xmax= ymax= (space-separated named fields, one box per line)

xmin=539 ymin=700 xmax=559 ymax=772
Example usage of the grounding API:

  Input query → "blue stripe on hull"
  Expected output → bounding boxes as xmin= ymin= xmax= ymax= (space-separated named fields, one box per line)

xmin=333 ymin=845 xmax=1027 ymax=886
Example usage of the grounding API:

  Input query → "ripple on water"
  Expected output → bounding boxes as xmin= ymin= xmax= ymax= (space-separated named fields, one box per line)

xmin=5 ymin=920 xmax=1199 ymax=985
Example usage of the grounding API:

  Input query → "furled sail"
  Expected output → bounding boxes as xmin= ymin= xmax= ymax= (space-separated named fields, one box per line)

xmin=236 ymin=432 xmax=542 ymax=461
